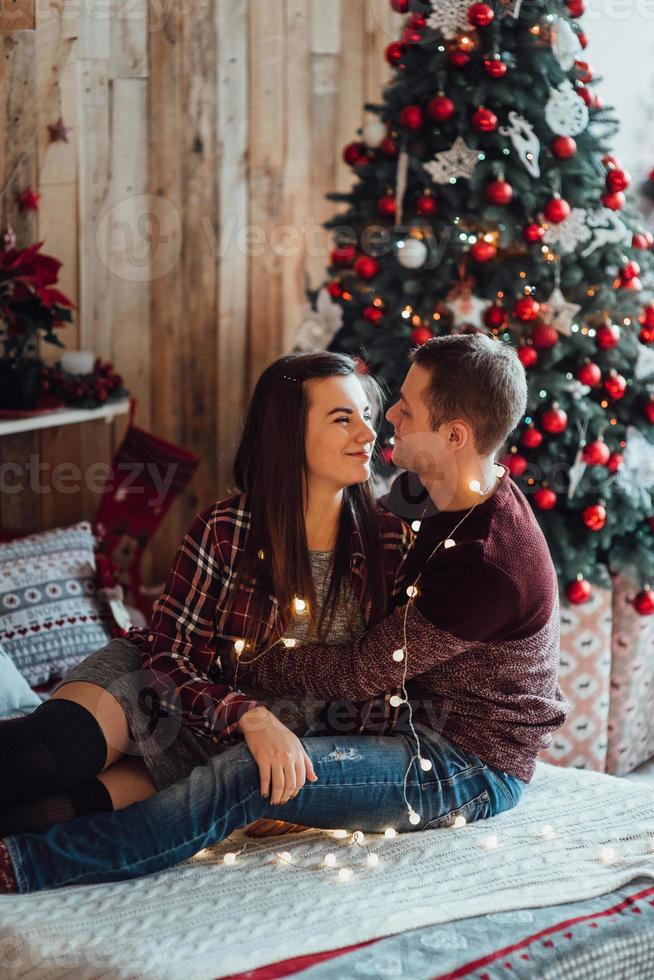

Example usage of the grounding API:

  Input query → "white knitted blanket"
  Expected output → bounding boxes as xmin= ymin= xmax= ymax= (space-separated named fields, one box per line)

xmin=1 ymin=761 xmax=654 ymax=980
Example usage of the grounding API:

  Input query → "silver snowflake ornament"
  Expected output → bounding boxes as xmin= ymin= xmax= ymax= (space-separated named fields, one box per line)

xmin=424 ymin=137 xmax=482 ymax=185
xmin=543 ymin=207 xmax=590 ymax=253
xmin=427 ymin=0 xmax=471 ymax=38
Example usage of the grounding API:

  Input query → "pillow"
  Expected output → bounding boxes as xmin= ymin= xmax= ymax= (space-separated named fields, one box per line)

xmin=0 ymin=522 xmax=114 ymax=686
xmin=0 ymin=642 xmax=44 ymax=718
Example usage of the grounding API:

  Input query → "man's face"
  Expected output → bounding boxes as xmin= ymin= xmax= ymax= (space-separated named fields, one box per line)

xmin=386 ymin=363 xmax=448 ymax=479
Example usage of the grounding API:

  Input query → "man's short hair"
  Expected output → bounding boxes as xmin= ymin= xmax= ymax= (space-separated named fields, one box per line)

xmin=410 ymin=333 xmax=528 ymax=456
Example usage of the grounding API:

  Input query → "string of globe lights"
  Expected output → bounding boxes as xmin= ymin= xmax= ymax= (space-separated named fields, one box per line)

xmin=233 ymin=462 xmax=508 ymax=830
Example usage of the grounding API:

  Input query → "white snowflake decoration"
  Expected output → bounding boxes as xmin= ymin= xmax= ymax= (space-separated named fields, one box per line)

xmin=499 ymin=112 xmax=541 ymax=178
xmin=551 ymin=17 xmax=582 ymax=70
xmin=579 ymin=209 xmax=630 ymax=258
xmin=635 ymin=342 xmax=654 ymax=381
xmin=545 ymin=80 xmax=589 ymax=137
xmin=427 ymin=0 xmax=470 ymax=38
xmin=542 ymin=286 xmax=581 ymax=336
xmin=615 ymin=426 xmax=654 ymax=496
xmin=294 ymin=287 xmax=343 ymax=351
xmin=424 ymin=137 xmax=482 ymax=185
xmin=543 ymin=207 xmax=590 ymax=253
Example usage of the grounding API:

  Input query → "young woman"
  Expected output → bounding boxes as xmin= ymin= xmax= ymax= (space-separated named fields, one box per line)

xmin=0 ymin=351 xmax=412 ymax=839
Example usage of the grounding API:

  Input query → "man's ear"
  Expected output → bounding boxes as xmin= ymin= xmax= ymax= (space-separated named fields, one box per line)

xmin=448 ymin=421 xmax=469 ymax=449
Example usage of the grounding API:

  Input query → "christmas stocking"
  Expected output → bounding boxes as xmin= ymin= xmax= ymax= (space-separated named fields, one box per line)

xmin=95 ymin=404 xmax=201 ymax=620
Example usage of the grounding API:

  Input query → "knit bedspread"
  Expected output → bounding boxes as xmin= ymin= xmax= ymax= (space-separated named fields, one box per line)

xmin=1 ymin=760 xmax=653 ymax=980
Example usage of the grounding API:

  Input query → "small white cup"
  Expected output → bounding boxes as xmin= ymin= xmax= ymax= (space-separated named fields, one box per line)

xmin=61 ymin=349 xmax=95 ymax=375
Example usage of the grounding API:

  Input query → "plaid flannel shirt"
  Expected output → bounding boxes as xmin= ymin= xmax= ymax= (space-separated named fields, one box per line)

xmin=126 ymin=492 xmax=413 ymax=746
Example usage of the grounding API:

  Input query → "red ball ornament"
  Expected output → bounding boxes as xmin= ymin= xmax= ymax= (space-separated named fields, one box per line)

xmin=326 ymin=281 xmax=342 ymax=298
xmin=551 ymin=136 xmax=577 ymax=159
xmin=577 ymin=29 xmax=588 ymax=48
xmin=427 ymin=94 xmax=455 ymax=122
xmin=472 ymin=106 xmax=498 ymax=133
xmin=601 ymin=191 xmax=625 ymax=210
xmin=380 ymin=136 xmax=398 ymax=156
xmin=513 ymin=295 xmax=540 ymax=322
xmin=468 ymin=2 xmax=494 ymax=26
xmin=576 ymin=361 xmax=601 ymax=387
xmin=620 ymin=259 xmax=640 ymax=281
xmin=411 ymin=326 xmax=433 ymax=345
xmin=363 ymin=305 xmax=384 ymax=324
xmin=470 ymin=239 xmax=497 ymax=262
xmin=607 ymin=451 xmax=623 ymax=474
xmin=402 ymin=27 xmax=423 ymax=45
xmin=633 ymin=231 xmax=654 ymax=250
xmin=377 ymin=193 xmax=397 ymax=218
xmin=640 ymin=304 xmax=654 ymax=329
xmin=596 ymin=322 xmax=620 ymax=350
xmin=485 ymin=178 xmax=513 ymax=205
xmin=379 ymin=445 xmax=395 ymax=466
xmin=483 ymin=304 xmax=508 ymax=329
xmin=343 ymin=141 xmax=366 ymax=166
xmin=541 ymin=404 xmax=568 ymax=435
xmin=518 ymin=345 xmax=538 ymax=368
xmin=566 ymin=578 xmax=592 ymax=604
xmin=566 ymin=0 xmax=585 ymax=17
xmin=534 ymin=487 xmax=557 ymax=510
xmin=483 ymin=56 xmax=507 ymax=78
xmin=408 ymin=13 xmax=427 ymax=28
xmin=640 ymin=324 xmax=654 ymax=345
xmin=582 ymin=440 xmax=610 ymax=466
xmin=603 ymin=371 xmax=627 ymax=400
xmin=621 ymin=276 xmax=642 ymax=292
xmin=354 ymin=255 xmax=379 ymax=280
xmin=582 ymin=503 xmax=607 ymax=532
xmin=543 ymin=197 xmax=571 ymax=224
xmin=644 ymin=396 xmax=654 ymax=425
xmin=331 ymin=245 xmax=356 ymax=266
xmin=399 ymin=105 xmax=424 ymax=130
xmin=605 ymin=168 xmax=630 ymax=192
xmin=390 ymin=0 xmax=410 ymax=11
xmin=501 ymin=452 xmax=527 ymax=477
xmin=521 ymin=425 xmax=543 ymax=449
xmin=416 ymin=193 xmax=438 ymax=216
xmin=574 ymin=59 xmax=593 ymax=83
xmin=385 ymin=42 xmax=407 ymax=67
xmin=577 ymin=86 xmax=592 ymax=107
xmin=448 ymin=50 xmax=471 ymax=68
xmin=523 ymin=222 xmax=545 ymax=243
xmin=633 ymin=589 xmax=654 ymax=616
xmin=531 ymin=322 xmax=559 ymax=349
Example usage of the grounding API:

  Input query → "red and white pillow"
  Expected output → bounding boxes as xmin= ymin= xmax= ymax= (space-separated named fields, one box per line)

xmin=0 ymin=522 xmax=119 ymax=686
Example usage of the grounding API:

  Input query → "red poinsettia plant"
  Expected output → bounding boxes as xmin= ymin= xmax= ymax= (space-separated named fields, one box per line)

xmin=0 ymin=239 xmax=75 ymax=364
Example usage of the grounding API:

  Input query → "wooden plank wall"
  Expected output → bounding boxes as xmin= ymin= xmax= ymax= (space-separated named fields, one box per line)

xmin=0 ymin=0 xmax=400 ymax=582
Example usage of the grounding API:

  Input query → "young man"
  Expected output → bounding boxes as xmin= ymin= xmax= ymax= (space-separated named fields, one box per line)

xmin=0 ymin=335 xmax=569 ymax=893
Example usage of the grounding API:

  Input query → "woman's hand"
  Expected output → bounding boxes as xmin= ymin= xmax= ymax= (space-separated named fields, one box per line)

xmin=237 ymin=706 xmax=318 ymax=805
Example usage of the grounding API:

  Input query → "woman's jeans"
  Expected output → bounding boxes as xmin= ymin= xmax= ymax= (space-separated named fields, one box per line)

xmin=4 ymin=727 xmax=525 ymax=893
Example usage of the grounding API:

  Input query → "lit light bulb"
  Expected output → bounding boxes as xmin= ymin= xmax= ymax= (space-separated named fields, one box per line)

xmin=338 ymin=867 xmax=353 ymax=882
xmin=282 ymin=638 xmax=297 ymax=648
xmin=406 ymin=585 xmax=418 ymax=598
xmin=469 ymin=479 xmax=481 ymax=493
xmin=598 ymin=845 xmax=617 ymax=864
xmin=223 ymin=852 xmax=237 ymax=865
xmin=411 ymin=520 xmax=421 ymax=532
xmin=324 ymin=853 xmax=337 ymax=867
xmin=443 ymin=538 xmax=455 ymax=549
xmin=384 ymin=828 xmax=397 ymax=838
xmin=389 ymin=695 xmax=404 ymax=708
xmin=352 ymin=831 xmax=365 ymax=844
xmin=392 ymin=648 xmax=405 ymax=662
xmin=332 ymin=829 xmax=348 ymax=839
xmin=453 ymin=815 xmax=467 ymax=829
xmin=367 ymin=853 xmax=380 ymax=868
xmin=234 ymin=639 xmax=245 ymax=654
xmin=408 ymin=810 xmax=421 ymax=825
xmin=419 ymin=758 xmax=432 ymax=772
xmin=293 ymin=597 xmax=306 ymax=613
xmin=279 ymin=851 xmax=293 ymax=863
xmin=257 ymin=549 xmax=265 ymax=559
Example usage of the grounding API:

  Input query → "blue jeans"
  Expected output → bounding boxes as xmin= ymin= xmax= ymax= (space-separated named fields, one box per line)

xmin=5 ymin=728 xmax=525 ymax=893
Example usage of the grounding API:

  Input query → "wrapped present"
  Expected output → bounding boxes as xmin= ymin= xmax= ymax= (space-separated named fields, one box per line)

xmin=606 ymin=569 xmax=654 ymax=776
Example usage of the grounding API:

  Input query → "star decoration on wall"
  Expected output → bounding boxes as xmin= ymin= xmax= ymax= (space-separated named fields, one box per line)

xmin=423 ymin=137 xmax=482 ymax=185
xmin=48 ymin=116 xmax=72 ymax=143
xmin=541 ymin=287 xmax=581 ymax=336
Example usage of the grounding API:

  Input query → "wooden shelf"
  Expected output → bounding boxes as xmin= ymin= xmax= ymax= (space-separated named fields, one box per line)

xmin=0 ymin=399 xmax=130 ymax=437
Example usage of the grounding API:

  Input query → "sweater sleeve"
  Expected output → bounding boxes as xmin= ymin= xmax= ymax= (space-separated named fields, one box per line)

xmin=125 ymin=510 xmax=259 ymax=743
xmin=238 ymin=553 xmax=521 ymax=701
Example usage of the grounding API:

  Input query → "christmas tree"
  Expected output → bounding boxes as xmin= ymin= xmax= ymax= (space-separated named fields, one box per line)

xmin=295 ymin=0 xmax=654 ymax=615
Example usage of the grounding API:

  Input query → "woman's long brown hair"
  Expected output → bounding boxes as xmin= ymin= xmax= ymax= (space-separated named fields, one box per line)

xmin=227 ymin=351 xmax=388 ymax=649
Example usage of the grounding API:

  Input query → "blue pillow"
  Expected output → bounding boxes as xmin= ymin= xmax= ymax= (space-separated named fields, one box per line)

xmin=0 ymin=643 xmax=44 ymax=718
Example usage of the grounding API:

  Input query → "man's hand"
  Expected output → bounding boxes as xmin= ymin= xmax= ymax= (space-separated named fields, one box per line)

xmin=237 ymin=706 xmax=318 ymax=805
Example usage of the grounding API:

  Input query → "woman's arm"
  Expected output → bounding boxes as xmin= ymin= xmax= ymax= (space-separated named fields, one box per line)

xmin=126 ymin=508 xmax=259 ymax=744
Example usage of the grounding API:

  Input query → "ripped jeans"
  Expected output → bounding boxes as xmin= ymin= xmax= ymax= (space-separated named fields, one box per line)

xmin=4 ymin=727 xmax=525 ymax=893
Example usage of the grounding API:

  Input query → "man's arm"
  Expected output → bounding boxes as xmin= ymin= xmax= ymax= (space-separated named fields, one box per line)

xmin=238 ymin=555 xmax=520 ymax=701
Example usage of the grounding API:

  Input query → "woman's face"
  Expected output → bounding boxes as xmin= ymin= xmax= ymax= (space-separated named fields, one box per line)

xmin=304 ymin=374 xmax=376 ymax=490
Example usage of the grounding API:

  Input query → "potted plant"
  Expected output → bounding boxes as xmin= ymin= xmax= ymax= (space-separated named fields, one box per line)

xmin=0 ymin=238 xmax=75 ymax=410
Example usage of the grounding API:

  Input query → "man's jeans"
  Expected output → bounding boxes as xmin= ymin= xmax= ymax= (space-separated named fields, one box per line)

xmin=5 ymin=728 xmax=525 ymax=893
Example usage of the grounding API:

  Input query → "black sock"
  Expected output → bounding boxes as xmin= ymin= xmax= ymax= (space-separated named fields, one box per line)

xmin=0 ymin=698 xmax=109 ymax=804
xmin=0 ymin=777 xmax=113 ymax=836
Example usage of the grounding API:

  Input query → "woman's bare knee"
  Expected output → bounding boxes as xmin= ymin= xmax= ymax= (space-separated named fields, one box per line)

xmin=96 ymin=756 xmax=159 ymax=810
xmin=49 ymin=681 xmax=131 ymax=769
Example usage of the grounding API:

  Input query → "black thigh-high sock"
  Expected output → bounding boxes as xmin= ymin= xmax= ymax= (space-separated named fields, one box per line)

xmin=0 ymin=777 xmax=114 ymax=836
xmin=0 ymin=698 xmax=109 ymax=804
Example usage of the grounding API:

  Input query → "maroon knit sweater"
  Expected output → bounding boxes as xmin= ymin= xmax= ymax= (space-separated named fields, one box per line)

xmin=238 ymin=471 xmax=570 ymax=783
